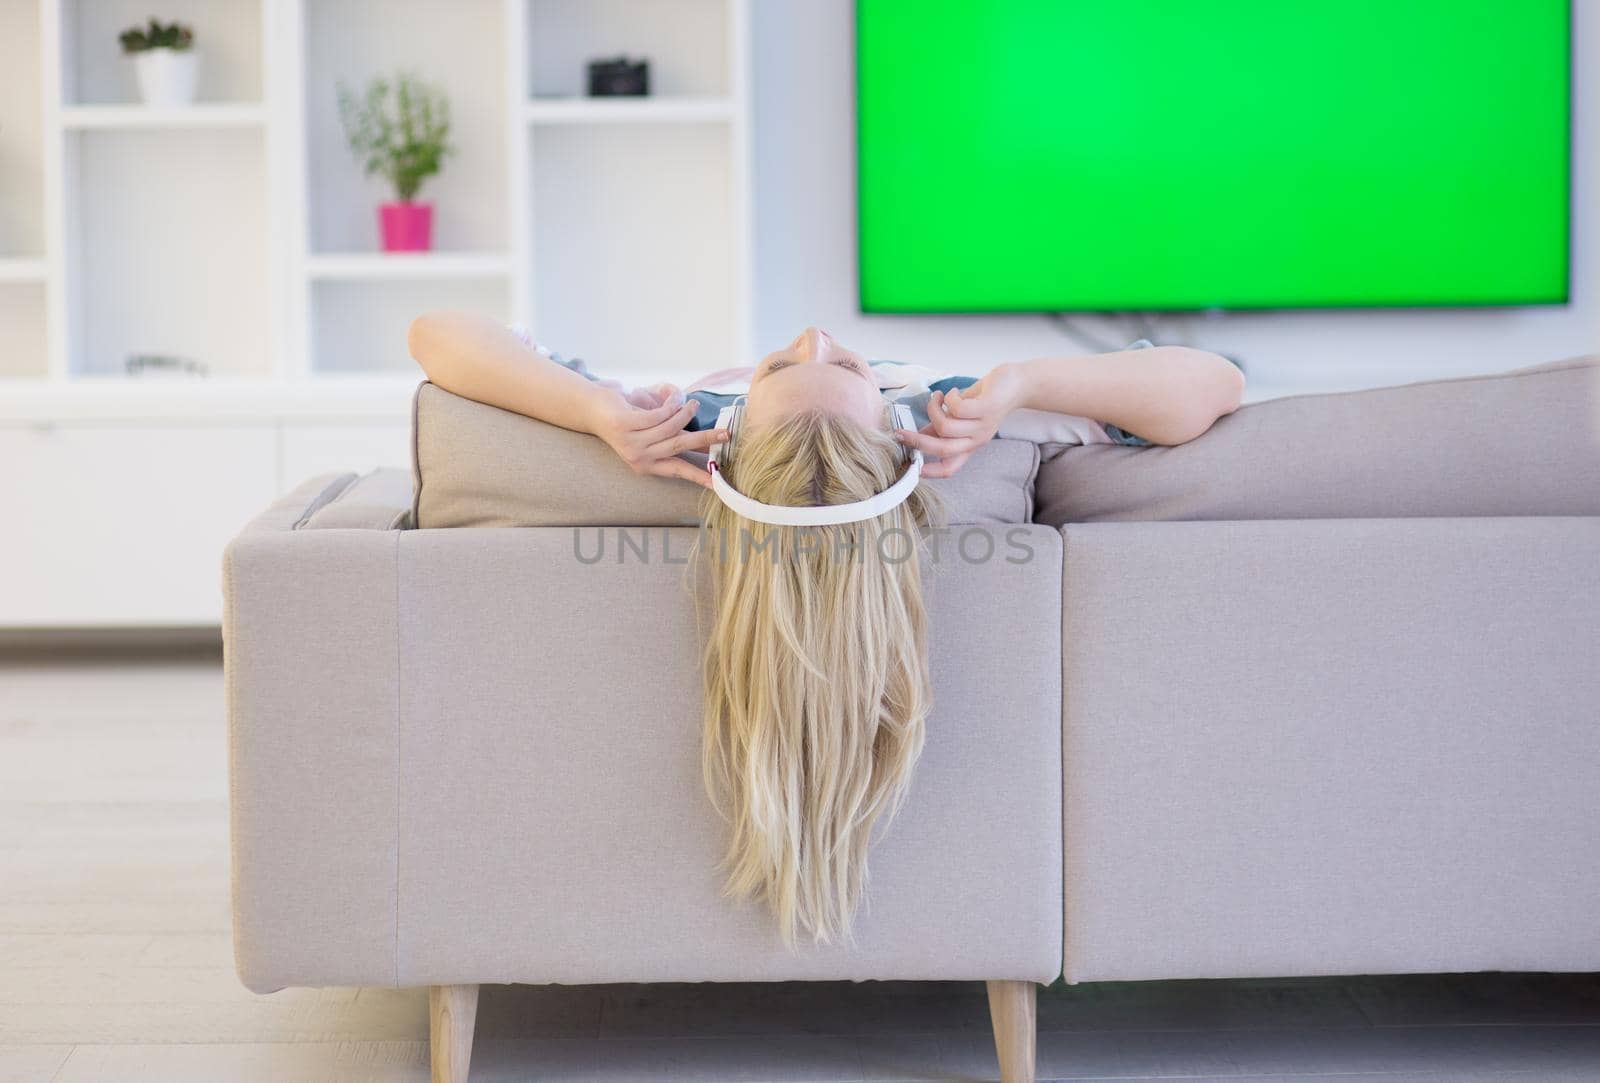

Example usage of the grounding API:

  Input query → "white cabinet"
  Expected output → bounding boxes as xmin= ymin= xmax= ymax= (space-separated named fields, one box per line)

xmin=0 ymin=380 xmax=418 ymax=627
xmin=0 ymin=412 xmax=416 ymax=628
xmin=0 ymin=422 xmax=277 ymax=626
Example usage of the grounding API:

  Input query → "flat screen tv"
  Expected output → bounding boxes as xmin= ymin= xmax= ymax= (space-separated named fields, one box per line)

xmin=856 ymin=0 xmax=1570 ymax=313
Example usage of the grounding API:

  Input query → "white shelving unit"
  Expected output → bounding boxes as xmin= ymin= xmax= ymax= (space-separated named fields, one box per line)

xmin=59 ymin=102 xmax=269 ymax=128
xmin=525 ymin=96 xmax=735 ymax=124
xmin=43 ymin=0 xmax=277 ymax=381
xmin=0 ymin=0 xmax=753 ymax=627
xmin=304 ymin=252 xmax=514 ymax=281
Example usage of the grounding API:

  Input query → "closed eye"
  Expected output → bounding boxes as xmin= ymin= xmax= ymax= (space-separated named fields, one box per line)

xmin=756 ymin=357 xmax=870 ymax=382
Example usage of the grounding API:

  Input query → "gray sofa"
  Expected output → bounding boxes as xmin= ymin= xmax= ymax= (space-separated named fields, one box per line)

xmin=223 ymin=355 xmax=1600 ymax=1083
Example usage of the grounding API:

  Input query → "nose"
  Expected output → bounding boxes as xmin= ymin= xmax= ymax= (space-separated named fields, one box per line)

xmin=795 ymin=326 xmax=829 ymax=360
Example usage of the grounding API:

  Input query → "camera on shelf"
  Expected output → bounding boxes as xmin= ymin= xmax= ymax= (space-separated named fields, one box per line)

xmin=587 ymin=55 xmax=649 ymax=96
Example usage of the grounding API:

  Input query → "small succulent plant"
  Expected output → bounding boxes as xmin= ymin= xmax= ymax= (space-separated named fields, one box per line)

xmin=337 ymin=71 xmax=453 ymax=202
xmin=119 ymin=18 xmax=195 ymax=53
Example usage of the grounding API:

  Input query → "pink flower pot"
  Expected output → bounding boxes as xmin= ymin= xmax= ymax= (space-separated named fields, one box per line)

xmin=379 ymin=201 xmax=433 ymax=252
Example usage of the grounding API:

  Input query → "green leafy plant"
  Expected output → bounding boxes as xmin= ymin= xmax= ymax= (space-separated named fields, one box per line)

xmin=336 ymin=71 xmax=452 ymax=203
xmin=118 ymin=19 xmax=194 ymax=53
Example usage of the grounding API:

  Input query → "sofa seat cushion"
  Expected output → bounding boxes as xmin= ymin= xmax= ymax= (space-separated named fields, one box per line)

xmin=411 ymin=381 xmax=1040 ymax=528
xmin=1034 ymin=355 xmax=1600 ymax=524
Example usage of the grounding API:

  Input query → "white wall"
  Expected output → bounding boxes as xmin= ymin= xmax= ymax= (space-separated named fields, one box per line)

xmin=749 ymin=1 xmax=1598 ymax=395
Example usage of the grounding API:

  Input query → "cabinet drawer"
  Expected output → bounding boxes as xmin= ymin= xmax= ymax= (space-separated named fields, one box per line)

xmin=0 ymin=423 xmax=277 ymax=626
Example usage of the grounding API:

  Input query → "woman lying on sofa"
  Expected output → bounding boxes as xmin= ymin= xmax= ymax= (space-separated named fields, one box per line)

xmin=406 ymin=311 xmax=1243 ymax=951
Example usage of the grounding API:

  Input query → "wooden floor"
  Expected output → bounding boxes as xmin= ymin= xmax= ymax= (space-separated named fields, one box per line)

xmin=2 ymin=652 xmax=1598 ymax=1082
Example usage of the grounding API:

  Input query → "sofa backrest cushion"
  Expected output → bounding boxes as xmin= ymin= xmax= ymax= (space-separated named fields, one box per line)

xmin=1034 ymin=355 xmax=1600 ymax=524
xmin=411 ymin=382 xmax=1040 ymax=528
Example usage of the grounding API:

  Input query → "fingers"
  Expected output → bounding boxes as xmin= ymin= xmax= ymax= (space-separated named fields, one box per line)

xmin=939 ymin=386 xmax=986 ymax=420
xmin=627 ymin=382 xmax=683 ymax=409
xmin=927 ymin=399 xmax=985 ymax=438
xmin=927 ymin=390 xmax=991 ymax=444
xmin=628 ymin=395 xmax=695 ymax=433
xmin=919 ymin=450 xmax=973 ymax=478
xmin=894 ymin=425 xmax=982 ymax=458
xmin=609 ymin=398 xmax=695 ymax=472
xmin=636 ymin=398 xmax=700 ymax=443
xmin=659 ymin=425 xmax=728 ymax=457
xmin=618 ymin=418 xmax=726 ymax=486
xmin=650 ymin=455 xmax=713 ymax=489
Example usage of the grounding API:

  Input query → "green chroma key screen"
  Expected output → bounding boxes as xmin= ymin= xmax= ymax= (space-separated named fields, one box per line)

xmin=856 ymin=0 xmax=1569 ymax=312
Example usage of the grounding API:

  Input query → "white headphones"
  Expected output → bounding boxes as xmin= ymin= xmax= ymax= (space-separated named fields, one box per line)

xmin=705 ymin=400 xmax=924 ymax=526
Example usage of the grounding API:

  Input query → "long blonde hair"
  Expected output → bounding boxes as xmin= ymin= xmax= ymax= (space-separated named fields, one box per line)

xmin=695 ymin=409 xmax=941 ymax=950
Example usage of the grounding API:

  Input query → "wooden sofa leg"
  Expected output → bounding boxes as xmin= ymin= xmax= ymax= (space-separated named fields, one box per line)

xmin=985 ymin=979 xmax=1037 ymax=1083
xmin=430 ymin=984 xmax=480 ymax=1083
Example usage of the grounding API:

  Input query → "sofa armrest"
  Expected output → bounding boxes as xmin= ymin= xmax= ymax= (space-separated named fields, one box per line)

xmin=235 ymin=472 xmax=357 ymax=536
xmin=221 ymin=519 xmax=399 ymax=993
xmin=299 ymin=468 xmax=413 ymax=531
xmin=235 ymin=469 xmax=414 ymax=540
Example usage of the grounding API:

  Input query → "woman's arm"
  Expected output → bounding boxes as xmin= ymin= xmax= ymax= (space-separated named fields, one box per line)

xmin=406 ymin=309 xmax=725 ymax=488
xmin=406 ymin=309 xmax=616 ymax=434
xmin=895 ymin=345 xmax=1245 ymax=476
xmin=1007 ymin=344 xmax=1245 ymax=446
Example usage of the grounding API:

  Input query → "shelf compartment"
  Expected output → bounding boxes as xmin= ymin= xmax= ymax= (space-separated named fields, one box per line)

xmin=305 ymin=252 xmax=512 ymax=281
xmin=527 ymin=0 xmax=730 ymax=99
xmin=530 ymin=122 xmax=735 ymax=378
xmin=60 ymin=103 xmax=267 ymax=130
xmin=305 ymin=0 xmax=508 ymax=256
xmin=68 ymin=128 xmax=271 ymax=378
xmin=310 ymin=278 xmax=509 ymax=375
xmin=526 ymin=96 xmax=732 ymax=125
xmin=60 ymin=0 xmax=265 ymax=107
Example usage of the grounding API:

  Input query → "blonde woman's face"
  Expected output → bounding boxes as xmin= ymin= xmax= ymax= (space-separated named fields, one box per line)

xmin=743 ymin=326 xmax=884 ymax=431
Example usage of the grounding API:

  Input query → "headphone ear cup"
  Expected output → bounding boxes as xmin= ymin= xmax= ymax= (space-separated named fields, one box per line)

xmin=890 ymin=403 xmax=914 ymax=466
xmin=711 ymin=403 xmax=741 ymax=466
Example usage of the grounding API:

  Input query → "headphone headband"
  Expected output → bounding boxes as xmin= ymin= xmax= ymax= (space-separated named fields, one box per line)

xmin=705 ymin=401 xmax=923 ymax=527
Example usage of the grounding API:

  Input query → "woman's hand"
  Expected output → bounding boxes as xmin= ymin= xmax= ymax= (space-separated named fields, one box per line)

xmin=622 ymin=382 xmax=684 ymax=410
xmin=893 ymin=362 xmax=1028 ymax=478
xmin=588 ymin=391 xmax=728 ymax=489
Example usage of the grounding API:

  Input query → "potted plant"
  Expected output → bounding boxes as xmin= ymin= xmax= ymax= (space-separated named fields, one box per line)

xmin=118 ymin=19 xmax=198 ymax=107
xmin=337 ymin=72 xmax=452 ymax=253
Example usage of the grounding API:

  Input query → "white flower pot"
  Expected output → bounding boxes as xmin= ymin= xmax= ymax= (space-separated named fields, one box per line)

xmin=134 ymin=49 xmax=199 ymax=107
